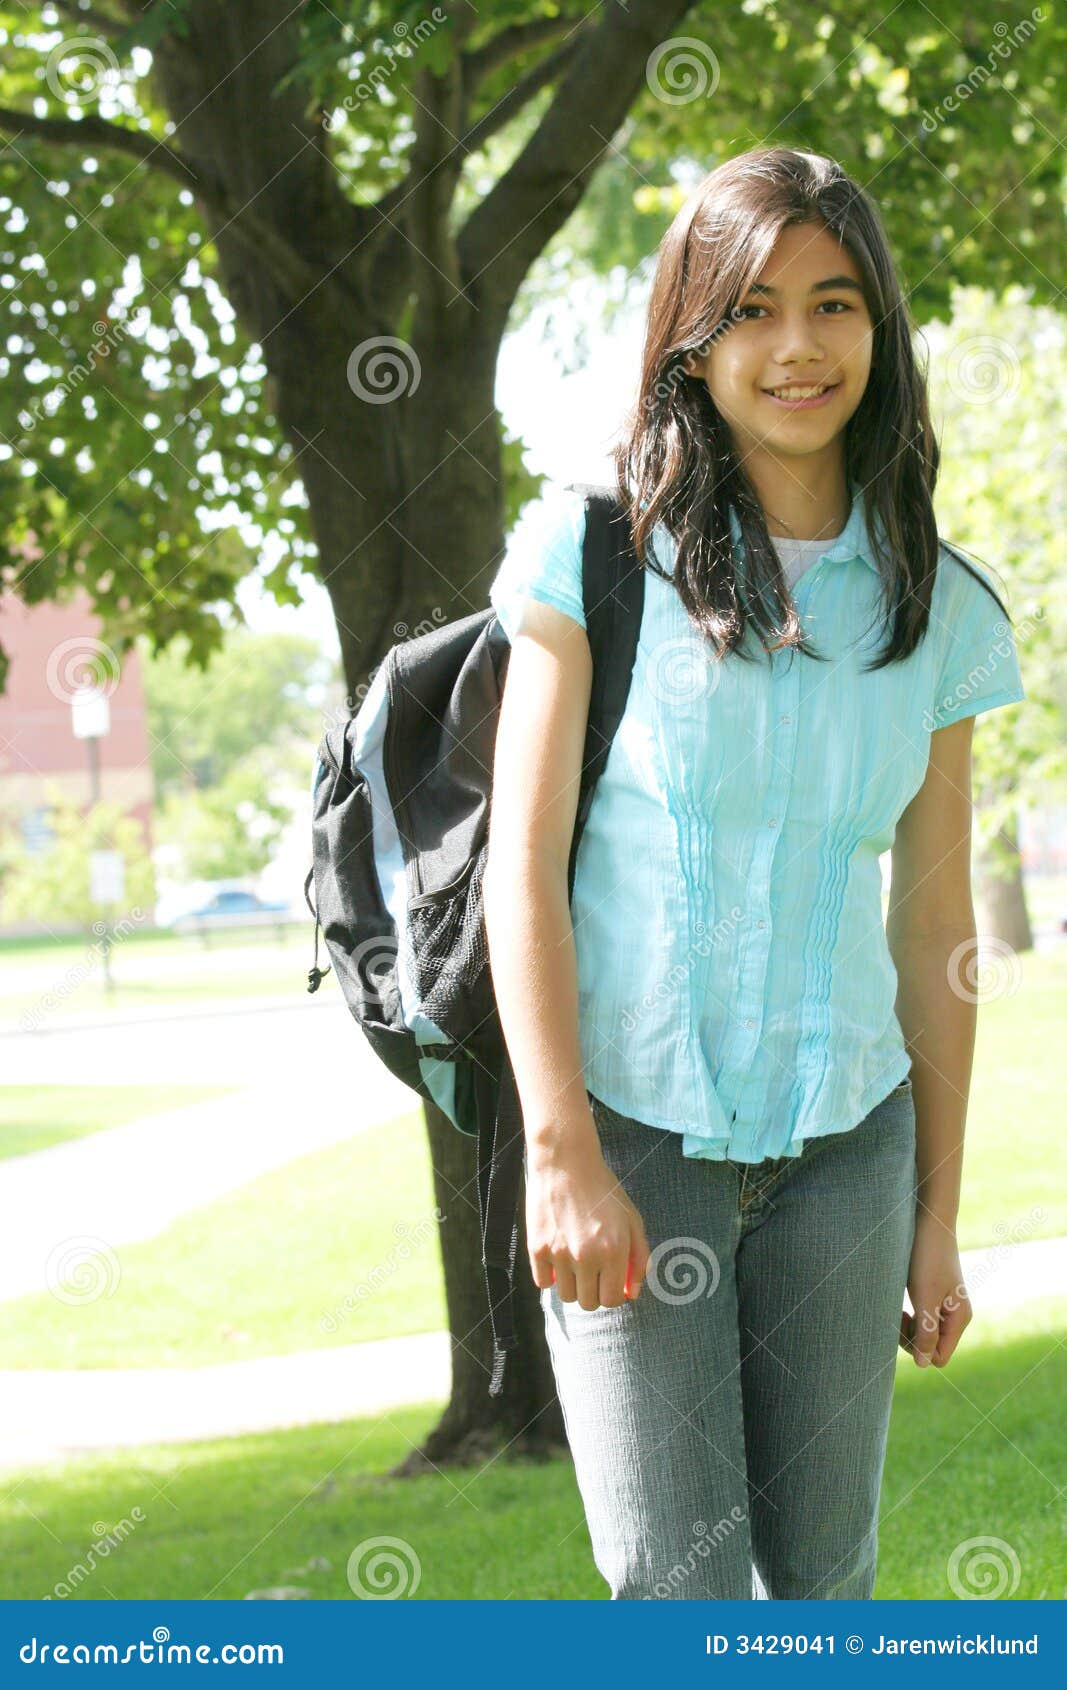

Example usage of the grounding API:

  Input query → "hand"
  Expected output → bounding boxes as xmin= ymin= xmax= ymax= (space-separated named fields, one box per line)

xmin=899 ymin=1211 xmax=972 ymax=1367
xmin=526 ymin=1132 xmax=651 ymax=1312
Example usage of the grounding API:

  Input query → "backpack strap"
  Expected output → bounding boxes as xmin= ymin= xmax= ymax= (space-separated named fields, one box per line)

xmin=478 ymin=485 xmax=646 ymax=1396
xmin=566 ymin=484 xmax=646 ymax=898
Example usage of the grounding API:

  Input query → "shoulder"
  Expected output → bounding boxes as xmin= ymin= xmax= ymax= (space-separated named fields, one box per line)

xmin=934 ymin=538 xmax=1012 ymax=623
xmin=489 ymin=482 xmax=591 ymax=640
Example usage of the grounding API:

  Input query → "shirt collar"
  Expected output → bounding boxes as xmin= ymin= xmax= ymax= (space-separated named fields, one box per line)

xmin=727 ymin=478 xmax=879 ymax=575
xmin=648 ymin=479 xmax=881 ymax=577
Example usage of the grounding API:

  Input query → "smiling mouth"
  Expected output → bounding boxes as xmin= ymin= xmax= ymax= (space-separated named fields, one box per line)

xmin=762 ymin=381 xmax=841 ymax=402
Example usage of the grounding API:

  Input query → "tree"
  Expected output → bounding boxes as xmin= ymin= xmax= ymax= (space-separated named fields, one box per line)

xmin=0 ymin=0 xmax=1063 ymax=1461
xmin=926 ymin=288 xmax=1066 ymax=953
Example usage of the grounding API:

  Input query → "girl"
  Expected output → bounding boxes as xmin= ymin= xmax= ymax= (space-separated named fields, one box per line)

xmin=482 ymin=147 xmax=1026 ymax=1602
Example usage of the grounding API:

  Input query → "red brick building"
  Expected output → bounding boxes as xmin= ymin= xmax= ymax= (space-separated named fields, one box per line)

xmin=0 ymin=587 xmax=154 ymax=862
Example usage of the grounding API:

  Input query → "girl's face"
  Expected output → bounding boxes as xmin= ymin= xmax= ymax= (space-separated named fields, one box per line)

xmin=684 ymin=222 xmax=874 ymax=470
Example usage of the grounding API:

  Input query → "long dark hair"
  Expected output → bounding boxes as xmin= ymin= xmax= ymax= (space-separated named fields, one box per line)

xmin=611 ymin=145 xmax=1010 ymax=672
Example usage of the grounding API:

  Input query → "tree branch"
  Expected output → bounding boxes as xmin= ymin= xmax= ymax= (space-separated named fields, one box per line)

xmin=0 ymin=102 xmax=357 ymax=311
xmin=456 ymin=0 xmax=695 ymax=331
xmin=463 ymin=15 xmax=585 ymax=87
xmin=459 ymin=31 xmax=589 ymax=156
xmin=0 ymin=105 xmax=201 ymax=193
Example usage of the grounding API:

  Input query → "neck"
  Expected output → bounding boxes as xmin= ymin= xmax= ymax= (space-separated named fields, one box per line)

xmin=743 ymin=458 xmax=852 ymax=541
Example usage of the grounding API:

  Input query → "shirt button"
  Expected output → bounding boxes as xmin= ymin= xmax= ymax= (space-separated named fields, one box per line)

xmin=745 ymin=1018 xmax=756 ymax=1029
xmin=757 ymin=919 xmax=767 ymax=929
xmin=767 ymin=817 xmax=778 ymax=828
xmin=780 ymin=714 xmax=792 ymax=725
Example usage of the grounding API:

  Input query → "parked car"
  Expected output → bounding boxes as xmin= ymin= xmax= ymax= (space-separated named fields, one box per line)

xmin=166 ymin=886 xmax=294 ymax=933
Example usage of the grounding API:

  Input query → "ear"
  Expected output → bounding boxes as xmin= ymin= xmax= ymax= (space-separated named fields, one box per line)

xmin=681 ymin=349 xmax=704 ymax=379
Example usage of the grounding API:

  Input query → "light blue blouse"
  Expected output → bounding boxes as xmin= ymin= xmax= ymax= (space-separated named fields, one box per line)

xmin=488 ymin=480 xmax=1027 ymax=1163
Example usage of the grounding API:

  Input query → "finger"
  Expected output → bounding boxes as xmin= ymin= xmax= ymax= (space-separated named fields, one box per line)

xmin=898 ymin=1308 xmax=913 ymax=1351
xmin=626 ymin=1225 xmax=650 ymax=1300
xmin=576 ymin=1261 xmax=602 ymax=1311
xmin=598 ymin=1259 xmax=627 ymax=1307
xmin=554 ymin=1263 xmax=577 ymax=1303
xmin=911 ymin=1301 xmax=940 ymax=1366
xmin=933 ymin=1297 xmax=972 ymax=1365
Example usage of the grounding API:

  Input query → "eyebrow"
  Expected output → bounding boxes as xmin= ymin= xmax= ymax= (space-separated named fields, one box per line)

xmin=743 ymin=276 xmax=866 ymax=298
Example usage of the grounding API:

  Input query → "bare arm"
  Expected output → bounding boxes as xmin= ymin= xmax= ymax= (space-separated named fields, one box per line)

xmin=483 ymin=600 xmax=597 ymax=1152
xmin=483 ymin=600 xmax=649 ymax=1310
xmin=886 ymin=714 xmax=979 ymax=1366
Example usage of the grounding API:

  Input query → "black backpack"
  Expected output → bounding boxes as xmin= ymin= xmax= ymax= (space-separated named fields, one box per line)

xmin=304 ymin=486 xmax=646 ymax=1395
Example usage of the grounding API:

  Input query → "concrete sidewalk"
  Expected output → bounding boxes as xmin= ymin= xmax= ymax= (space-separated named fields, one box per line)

xmin=0 ymin=1237 xmax=1063 ymax=1473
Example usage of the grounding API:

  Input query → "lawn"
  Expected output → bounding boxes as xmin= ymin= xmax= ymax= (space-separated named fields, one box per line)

xmin=0 ymin=1086 xmax=236 ymax=1161
xmin=1 ymin=1293 xmax=1063 ymax=1600
xmin=0 ymin=948 xmax=1062 ymax=1370
xmin=0 ymin=926 xmax=313 ymax=1022
xmin=0 ymin=1105 xmax=445 ymax=1369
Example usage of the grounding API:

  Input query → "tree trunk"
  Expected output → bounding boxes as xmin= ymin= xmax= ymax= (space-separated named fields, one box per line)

xmin=142 ymin=0 xmax=654 ymax=1468
xmin=976 ymin=810 xmax=1033 ymax=954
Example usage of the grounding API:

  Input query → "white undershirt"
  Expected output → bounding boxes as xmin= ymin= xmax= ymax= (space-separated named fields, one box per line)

xmin=769 ymin=530 xmax=843 ymax=592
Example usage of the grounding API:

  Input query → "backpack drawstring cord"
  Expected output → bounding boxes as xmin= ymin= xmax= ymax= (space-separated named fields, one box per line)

xmin=304 ymin=865 xmax=331 ymax=992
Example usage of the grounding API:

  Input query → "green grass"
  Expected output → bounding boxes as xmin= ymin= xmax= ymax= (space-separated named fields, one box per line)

xmin=955 ymin=948 xmax=1067 ymax=1247
xmin=1 ymin=1296 xmax=1063 ymax=1600
xmin=0 ymin=1085 xmax=236 ymax=1161
xmin=2 ymin=946 xmax=1063 ymax=1369
xmin=0 ymin=926 xmax=313 ymax=1021
xmin=0 ymin=1106 xmax=447 ymax=1369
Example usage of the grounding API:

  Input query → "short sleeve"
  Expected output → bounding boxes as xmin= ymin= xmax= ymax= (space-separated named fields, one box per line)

xmin=488 ymin=483 xmax=587 ymax=641
xmin=929 ymin=553 xmax=1026 ymax=729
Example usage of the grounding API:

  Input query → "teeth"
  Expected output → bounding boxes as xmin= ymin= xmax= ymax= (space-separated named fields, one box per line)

xmin=769 ymin=384 xmax=831 ymax=399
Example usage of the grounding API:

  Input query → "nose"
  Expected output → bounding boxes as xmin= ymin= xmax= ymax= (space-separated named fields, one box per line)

xmin=773 ymin=312 xmax=825 ymax=366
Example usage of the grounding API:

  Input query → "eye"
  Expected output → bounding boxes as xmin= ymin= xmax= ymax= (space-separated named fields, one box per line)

xmin=818 ymin=300 xmax=853 ymax=314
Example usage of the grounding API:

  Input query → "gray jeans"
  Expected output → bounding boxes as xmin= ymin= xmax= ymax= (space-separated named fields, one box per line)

xmin=540 ymin=1079 xmax=918 ymax=1600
